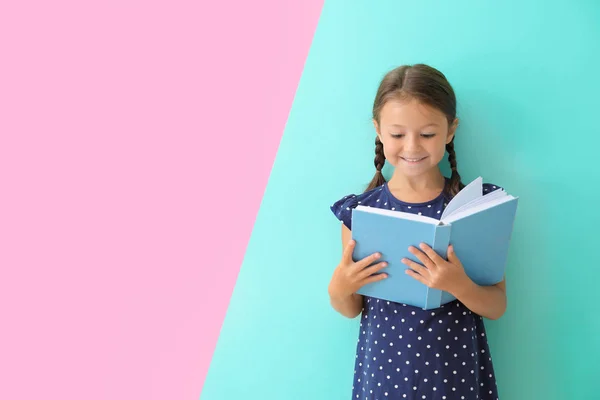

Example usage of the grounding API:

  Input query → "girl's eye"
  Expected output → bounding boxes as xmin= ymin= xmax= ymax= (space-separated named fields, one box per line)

xmin=391 ymin=133 xmax=436 ymax=138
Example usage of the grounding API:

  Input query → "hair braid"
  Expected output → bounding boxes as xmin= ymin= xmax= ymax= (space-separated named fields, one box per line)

xmin=446 ymin=140 xmax=465 ymax=198
xmin=365 ymin=136 xmax=387 ymax=191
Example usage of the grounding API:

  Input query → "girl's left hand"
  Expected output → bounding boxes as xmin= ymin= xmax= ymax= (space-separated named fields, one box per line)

xmin=402 ymin=243 xmax=472 ymax=295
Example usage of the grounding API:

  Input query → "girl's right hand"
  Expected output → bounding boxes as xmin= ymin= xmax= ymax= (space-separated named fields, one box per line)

xmin=328 ymin=239 xmax=389 ymax=300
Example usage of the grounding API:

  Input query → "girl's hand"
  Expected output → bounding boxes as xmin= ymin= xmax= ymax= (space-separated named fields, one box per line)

xmin=402 ymin=243 xmax=471 ymax=295
xmin=328 ymin=239 xmax=389 ymax=300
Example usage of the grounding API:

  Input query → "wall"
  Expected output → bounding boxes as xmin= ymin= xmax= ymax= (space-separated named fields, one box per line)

xmin=202 ymin=1 xmax=600 ymax=399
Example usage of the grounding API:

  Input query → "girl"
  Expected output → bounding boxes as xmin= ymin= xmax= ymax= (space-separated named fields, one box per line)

xmin=329 ymin=64 xmax=506 ymax=400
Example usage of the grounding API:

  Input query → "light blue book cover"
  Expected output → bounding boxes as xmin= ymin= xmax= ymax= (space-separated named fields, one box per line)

xmin=351 ymin=177 xmax=518 ymax=310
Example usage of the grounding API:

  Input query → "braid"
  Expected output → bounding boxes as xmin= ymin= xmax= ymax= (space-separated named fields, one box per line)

xmin=446 ymin=140 xmax=464 ymax=198
xmin=374 ymin=136 xmax=385 ymax=171
xmin=365 ymin=136 xmax=387 ymax=192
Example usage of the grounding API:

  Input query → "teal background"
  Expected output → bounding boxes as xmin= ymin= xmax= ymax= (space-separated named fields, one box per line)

xmin=201 ymin=1 xmax=600 ymax=399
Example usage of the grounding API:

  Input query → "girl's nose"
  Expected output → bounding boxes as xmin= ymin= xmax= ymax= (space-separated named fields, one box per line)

xmin=404 ymin=134 xmax=422 ymax=151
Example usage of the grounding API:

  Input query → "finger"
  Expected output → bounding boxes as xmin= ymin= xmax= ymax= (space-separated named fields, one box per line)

xmin=401 ymin=257 xmax=429 ymax=277
xmin=447 ymin=245 xmax=461 ymax=265
xmin=358 ymin=261 xmax=388 ymax=280
xmin=354 ymin=251 xmax=382 ymax=270
xmin=405 ymin=268 xmax=429 ymax=286
xmin=362 ymin=271 xmax=388 ymax=285
xmin=342 ymin=240 xmax=356 ymax=265
xmin=418 ymin=243 xmax=445 ymax=265
xmin=408 ymin=246 xmax=436 ymax=269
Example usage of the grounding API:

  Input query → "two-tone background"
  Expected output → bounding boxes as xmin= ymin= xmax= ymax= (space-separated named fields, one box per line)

xmin=2 ymin=1 xmax=599 ymax=399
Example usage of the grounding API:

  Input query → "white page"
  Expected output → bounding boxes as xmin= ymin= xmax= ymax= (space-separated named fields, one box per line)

xmin=441 ymin=195 xmax=516 ymax=224
xmin=440 ymin=176 xmax=483 ymax=220
xmin=355 ymin=205 xmax=440 ymax=224
xmin=447 ymin=190 xmax=506 ymax=217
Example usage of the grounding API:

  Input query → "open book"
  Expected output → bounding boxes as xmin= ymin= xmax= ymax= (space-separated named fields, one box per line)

xmin=351 ymin=177 xmax=518 ymax=310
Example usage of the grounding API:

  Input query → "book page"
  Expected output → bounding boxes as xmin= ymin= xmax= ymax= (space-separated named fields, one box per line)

xmin=442 ymin=195 xmax=517 ymax=224
xmin=440 ymin=176 xmax=483 ymax=220
xmin=447 ymin=190 xmax=506 ymax=217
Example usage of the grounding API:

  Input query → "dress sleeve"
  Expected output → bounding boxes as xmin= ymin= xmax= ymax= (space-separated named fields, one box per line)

xmin=330 ymin=194 xmax=359 ymax=230
xmin=483 ymin=183 xmax=503 ymax=194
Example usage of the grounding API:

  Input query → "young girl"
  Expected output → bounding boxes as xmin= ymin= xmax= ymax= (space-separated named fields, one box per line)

xmin=329 ymin=64 xmax=506 ymax=400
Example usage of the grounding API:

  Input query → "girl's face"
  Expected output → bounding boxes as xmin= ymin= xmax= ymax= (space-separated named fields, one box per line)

xmin=374 ymin=98 xmax=457 ymax=178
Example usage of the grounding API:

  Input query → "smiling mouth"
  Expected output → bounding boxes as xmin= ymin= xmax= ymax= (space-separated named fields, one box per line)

xmin=401 ymin=156 xmax=427 ymax=163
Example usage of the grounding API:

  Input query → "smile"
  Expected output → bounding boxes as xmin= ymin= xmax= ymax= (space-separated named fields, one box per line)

xmin=401 ymin=157 xmax=427 ymax=163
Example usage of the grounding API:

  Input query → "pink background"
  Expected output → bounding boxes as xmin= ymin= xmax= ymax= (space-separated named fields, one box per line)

xmin=0 ymin=1 xmax=323 ymax=399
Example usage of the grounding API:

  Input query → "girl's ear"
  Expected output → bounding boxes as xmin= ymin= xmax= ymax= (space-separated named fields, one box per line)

xmin=373 ymin=119 xmax=382 ymax=140
xmin=447 ymin=118 xmax=459 ymax=144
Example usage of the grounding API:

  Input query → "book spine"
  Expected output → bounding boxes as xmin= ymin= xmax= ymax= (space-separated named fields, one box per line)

xmin=425 ymin=224 xmax=452 ymax=309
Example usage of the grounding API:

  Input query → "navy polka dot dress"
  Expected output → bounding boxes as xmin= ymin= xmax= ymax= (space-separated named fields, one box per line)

xmin=330 ymin=178 xmax=502 ymax=400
